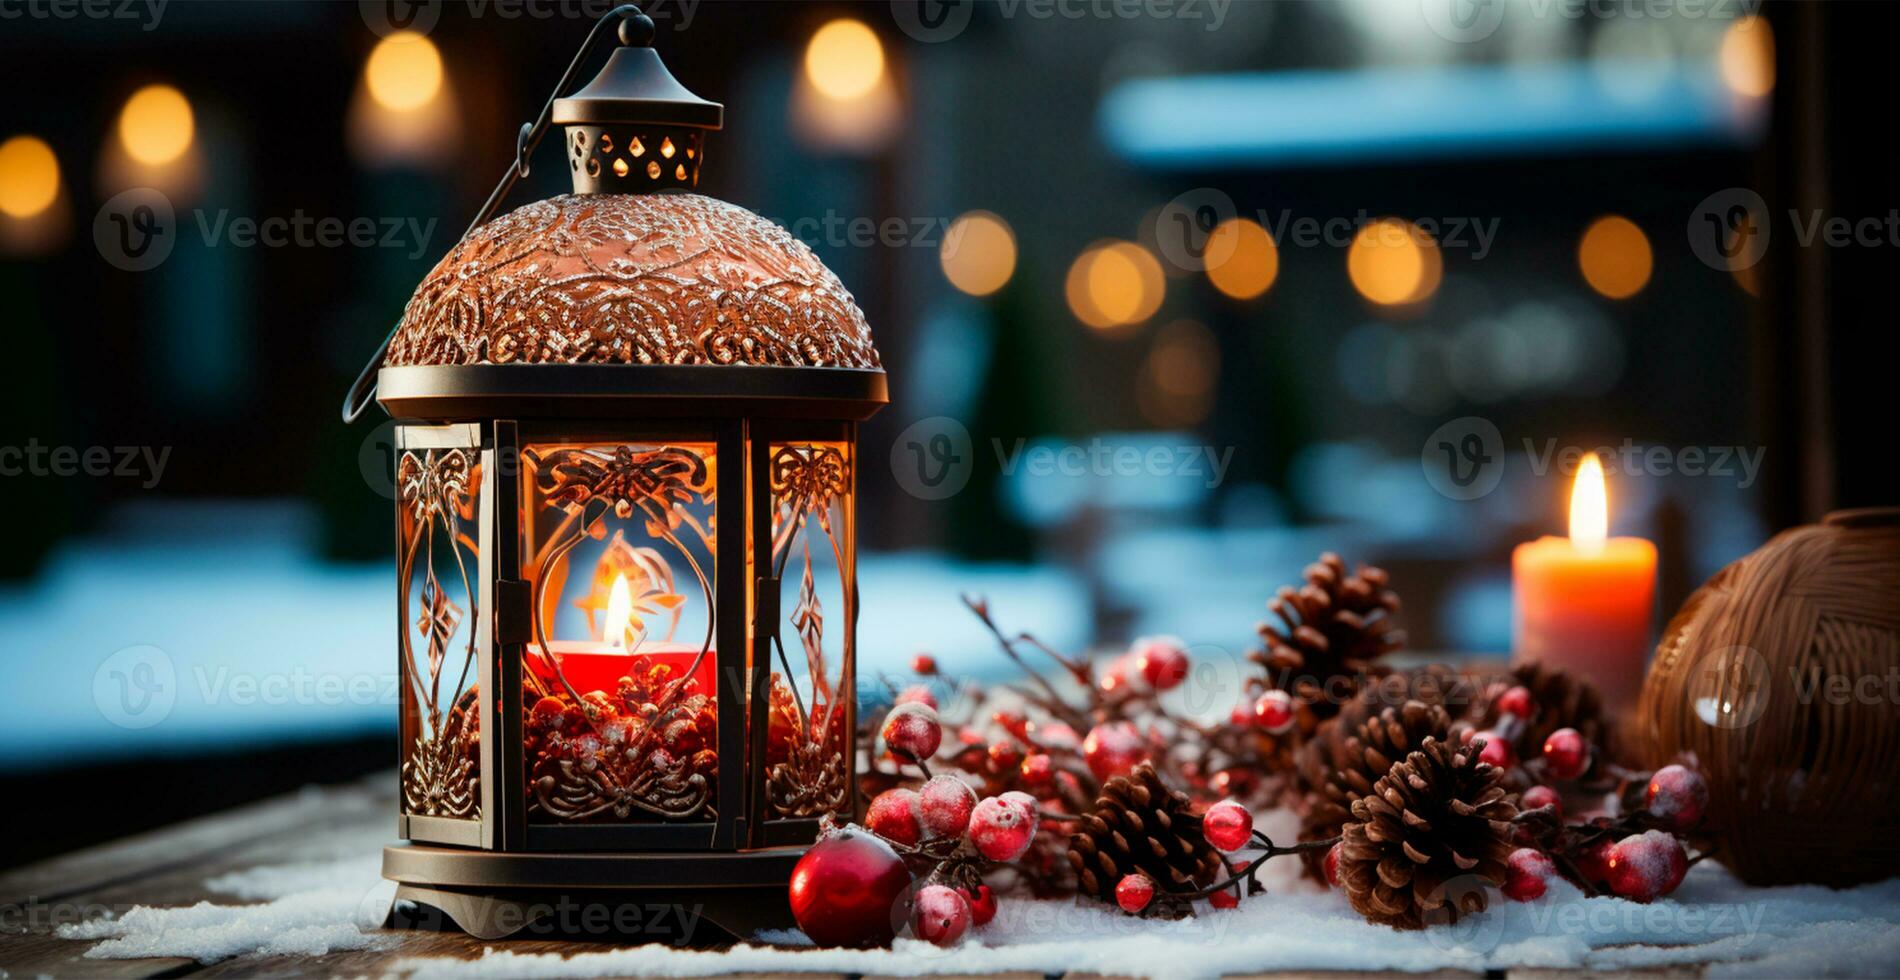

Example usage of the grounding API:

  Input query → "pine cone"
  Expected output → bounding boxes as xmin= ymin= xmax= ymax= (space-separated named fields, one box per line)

xmin=1298 ymin=699 xmax=1454 ymax=876
xmin=1249 ymin=553 xmax=1405 ymax=725
xmin=1466 ymin=661 xmax=1605 ymax=763
xmin=1067 ymin=763 xmax=1223 ymax=917
xmin=1338 ymin=736 xmax=1518 ymax=930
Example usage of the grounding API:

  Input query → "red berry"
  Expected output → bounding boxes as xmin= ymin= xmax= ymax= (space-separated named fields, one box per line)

xmin=1324 ymin=841 xmax=1343 ymax=887
xmin=1473 ymin=730 xmax=1515 ymax=769
xmin=1209 ymin=767 xmax=1255 ymax=798
xmin=969 ymin=796 xmax=1038 ymax=862
xmin=963 ymin=884 xmax=997 ymax=926
xmin=1037 ymin=721 xmax=1080 ymax=749
xmin=866 ymin=789 xmax=924 ymax=847
xmin=1209 ymin=888 xmax=1239 ymax=909
xmin=1115 ymin=873 xmax=1155 ymax=913
xmin=910 ymin=884 xmax=971 ymax=947
xmin=1575 ymin=837 xmax=1617 ymax=885
xmin=988 ymin=740 xmax=1023 ymax=771
xmin=918 ymin=774 xmax=977 ymax=840
xmin=911 ymin=654 xmax=938 ymax=675
xmin=1131 ymin=636 xmax=1190 ymax=691
xmin=788 ymin=828 xmax=913 ymax=949
xmin=1229 ymin=703 xmax=1252 ymax=727
xmin=1020 ymin=753 xmax=1054 ymax=788
xmin=1098 ymin=655 xmax=1133 ymax=694
xmin=1202 ymin=801 xmax=1254 ymax=853
xmin=1542 ymin=727 xmax=1589 ymax=781
xmin=1494 ymin=685 xmax=1535 ymax=719
xmin=1081 ymin=722 xmax=1148 ymax=782
xmin=896 ymin=685 xmax=938 ymax=710
xmin=1521 ymin=784 xmax=1563 ymax=819
xmin=1502 ymin=848 xmax=1556 ymax=902
xmin=1252 ymin=690 xmax=1296 ymax=734
xmin=881 ymin=702 xmax=942 ymax=763
xmin=1607 ymin=830 xmax=1689 ymax=903
xmin=1645 ymin=764 xmax=1710 ymax=831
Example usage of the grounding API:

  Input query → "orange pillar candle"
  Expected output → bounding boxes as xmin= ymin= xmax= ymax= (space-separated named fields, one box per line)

xmin=1512 ymin=454 xmax=1657 ymax=711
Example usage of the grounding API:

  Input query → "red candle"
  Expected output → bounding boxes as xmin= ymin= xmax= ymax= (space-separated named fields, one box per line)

xmin=1512 ymin=454 xmax=1656 ymax=711
xmin=528 ymin=573 xmax=716 ymax=696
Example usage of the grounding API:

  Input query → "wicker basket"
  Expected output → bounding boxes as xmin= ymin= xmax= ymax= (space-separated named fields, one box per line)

xmin=1638 ymin=507 xmax=1900 ymax=886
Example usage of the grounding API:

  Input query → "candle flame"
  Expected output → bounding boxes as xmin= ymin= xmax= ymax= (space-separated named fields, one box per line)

xmin=604 ymin=573 xmax=633 ymax=650
xmin=1569 ymin=454 xmax=1608 ymax=554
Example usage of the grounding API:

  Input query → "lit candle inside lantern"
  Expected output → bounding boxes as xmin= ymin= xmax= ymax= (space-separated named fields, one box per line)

xmin=603 ymin=573 xmax=635 ymax=650
xmin=530 ymin=569 xmax=716 ymax=697
xmin=1512 ymin=454 xmax=1657 ymax=711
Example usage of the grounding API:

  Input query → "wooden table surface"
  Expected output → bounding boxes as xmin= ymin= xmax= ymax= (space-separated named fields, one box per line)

xmin=0 ymin=773 xmax=1699 ymax=979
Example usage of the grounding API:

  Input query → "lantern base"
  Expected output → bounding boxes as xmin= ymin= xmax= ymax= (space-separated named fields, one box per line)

xmin=381 ymin=843 xmax=805 ymax=942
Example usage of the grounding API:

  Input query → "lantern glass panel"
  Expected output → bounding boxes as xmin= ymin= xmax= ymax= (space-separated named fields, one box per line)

xmin=763 ymin=440 xmax=855 ymax=821
xmin=396 ymin=445 xmax=484 ymax=823
xmin=517 ymin=437 xmax=720 ymax=824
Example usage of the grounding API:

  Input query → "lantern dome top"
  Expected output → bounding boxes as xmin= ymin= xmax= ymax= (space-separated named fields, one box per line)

xmin=383 ymin=192 xmax=881 ymax=372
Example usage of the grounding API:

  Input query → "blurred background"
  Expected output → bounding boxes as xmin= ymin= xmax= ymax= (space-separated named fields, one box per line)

xmin=0 ymin=0 xmax=1885 ymax=866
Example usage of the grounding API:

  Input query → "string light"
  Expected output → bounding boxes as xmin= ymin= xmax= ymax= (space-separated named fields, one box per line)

xmin=119 ymin=84 xmax=194 ymax=166
xmin=804 ymin=19 xmax=884 ymax=101
xmin=940 ymin=211 xmax=1017 ymax=297
xmin=1578 ymin=215 xmax=1653 ymax=300
xmin=0 ymin=135 xmax=59 ymax=219
xmin=366 ymin=31 xmax=444 ymax=111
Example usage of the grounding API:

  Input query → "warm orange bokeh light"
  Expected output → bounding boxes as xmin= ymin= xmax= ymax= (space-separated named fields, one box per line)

xmin=941 ymin=211 xmax=1017 ymax=297
xmin=0 ymin=135 xmax=59 ymax=219
xmin=1205 ymin=217 xmax=1279 ymax=300
xmin=1578 ymin=215 xmax=1653 ymax=300
xmin=1569 ymin=454 xmax=1609 ymax=554
xmin=1347 ymin=218 xmax=1441 ymax=306
xmin=1067 ymin=240 xmax=1165 ymax=330
xmin=366 ymin=31 xmax=445 ymax=112
xmin=1719 ymin=16 xmax=1775 ymax=98
xmin=804 ymin=19 xmax=885 ymax=101
xmin=119 ymin=84 xmax=195 ymax=166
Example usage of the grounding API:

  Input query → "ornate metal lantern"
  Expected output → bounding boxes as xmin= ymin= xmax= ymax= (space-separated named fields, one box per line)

xmin=342 ymin=5 xmax=885 ymax=938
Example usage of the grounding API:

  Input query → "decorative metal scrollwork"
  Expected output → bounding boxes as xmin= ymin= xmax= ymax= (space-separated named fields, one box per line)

xmin=397 ymin=448 xmax=481 ymax=821
xmin=534 ymin=741 xmax=712 ymax=820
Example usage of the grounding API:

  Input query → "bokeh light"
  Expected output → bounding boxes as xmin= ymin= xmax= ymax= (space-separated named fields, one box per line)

xmin=1578 ymin=215 xmax=1653 ymax=299
xmin=1719 ymin=15 xmax=1775 ymax=98
xmin=1138 ymin=320 xmax=1219 ymax=427
xmin=1068 ymin=240 xmax=1165 ymax=330
xmin=804 ymin=19 xmax=885 ymax=101
xmin=1347 ymin=218 xmax=1441 ymax=306
xmin=940 ymin=211 xmax=1017 ymax=297
xmin=1205 ymin=217 xmax=1279 ymax=299
xmin=118 ymin=84 xmax=195 ymax=166
xmin=366 ymin=31 xmax=444 ymax=112
xmin=0 ymin=135 xmax=60 ymax=219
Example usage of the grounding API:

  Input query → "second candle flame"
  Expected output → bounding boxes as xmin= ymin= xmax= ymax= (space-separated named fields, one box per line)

xmin=1569 ymin=454 xmax=1609 ymax=554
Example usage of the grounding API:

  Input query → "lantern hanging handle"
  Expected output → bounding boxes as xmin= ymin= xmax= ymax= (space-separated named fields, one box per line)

xmin=340 ymin=3 xmax=653 ymax=424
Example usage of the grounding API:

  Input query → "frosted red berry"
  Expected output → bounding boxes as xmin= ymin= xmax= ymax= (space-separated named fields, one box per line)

xmin=866 ymin=789 xmax=924 ymax=847
xmin=1521 ymin=784 xmax=1562 ymax=819
xmin=1324 ymin=840 xmax=1343 ymax=887
xmin=1131 ymin=636 xmax=1191 ymax=691
xmin=882 ymin=702 xmax=942 ymax=763
xmin=1473 ymin=730 xmax=1515 ymax=769
xmin=911 ymin=653 xmax=938 ymax=675
xmin=1576 ymin=836 xmax=1617 ymax=886
xmin=910 ymin=884 xmax=971 ymax=947
xmin=969 ymin=795 xmax=1038 ymax=862
xmin=1542 ymin=727 xmax=1589 ymax=781
xmin=1494 ymin=684 xmax=1535 ymax=719
xmin=1202 ymin=800 xmax=1254 ymax=853
xmin=1607 ymin=830 xmax=1689 ymax=903
xmin=1502 ymin=847 xmax=1556 ymax=902
xmin=963 ymin=884 xmax=997 ymax=926
xmin=918 ymin=774 xmax=978 ymax=840
xmin=988 ymin=740 xmax=1023 ymax=771
xmin=1252 ymin=690 xmax=1296 ymax=734
xmin=1082 ymin=721 xmax=1148 ymax=782
xmin=1645 ymin=764 xmax=1709 ymax=831
xmin=896 ymin=685 xmax=938 ymax=710
xmin=1019 ymin=752 xmax=1054 ymax=788
xmin=1115 ymin=873 xmax=1155 ymax=913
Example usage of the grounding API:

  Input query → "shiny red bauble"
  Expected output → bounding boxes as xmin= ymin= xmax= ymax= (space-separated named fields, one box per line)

xmin=1202 ymin=800 xmax=1254 ymax=852
xmin=788 ymin=828 xmax=914 ymax=948
xmin=1082 ymin=721 xmax=1148 ymax=782
xmin=1131 ymin=636 xmax=1191 ymax=691
xmin=1251 ymin=690 xmax=1296 ymax=734
xmin=1542 ymin=727 xmax=1590 ymax=781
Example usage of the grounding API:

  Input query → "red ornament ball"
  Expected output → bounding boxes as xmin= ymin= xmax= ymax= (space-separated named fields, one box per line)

xmin=1082 ymin=721 xmax=1148 ymax=782
xmin=1645 ymin=764 xmax=1710 ymax=830
xmin=918 ymin=774 xmax=977 ymax=840
xmin=789 ymin=828 xmax=913 ymax=948
xmin=910 ymin=884 xmax=972 ymax=947
xmin=1542 ymin=727 xmax=1590 ymax=781
xmin=1252 ymin=690 xmax=1296 ymax=734
xmin=963 ymin=884 xmax=998 ymax=926
xmin=882 ymin=702 xmax=943 ymax=763
xmin=1608 ymin=830 xmax=1689 ymax=903
xmin=1502 ymin=847 xmax=1556 ymax=902
xmin=969 ymin=795 xmax=1038 ymax=862
xmin=1520 ymin=784 xmax=1563 ymax=820
xmin=1494 ymin=684 xmax=1536 ymax=719
xmin=1202 ymin=800 xmax=1254 ymax=853
xmin=1115 ymin=872 xmax=1155 ymax=913
xmin=866 ymin=789 xmax=924 ymax=847
xmin=1131 ymin=636 xmax=1191 ymax=691
xmin=1473 ymin=729 xmax=1516 ymax=769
